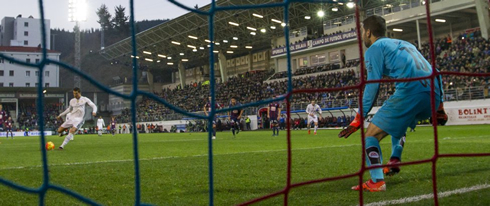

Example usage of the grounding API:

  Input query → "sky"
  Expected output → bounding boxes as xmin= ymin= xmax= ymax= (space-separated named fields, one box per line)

xmin=0 ymin=0 xmax=206 ymax=30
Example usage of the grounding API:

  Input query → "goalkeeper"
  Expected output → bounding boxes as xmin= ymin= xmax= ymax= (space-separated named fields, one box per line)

xmin=338 ymin=15 xmax=446 ymax=192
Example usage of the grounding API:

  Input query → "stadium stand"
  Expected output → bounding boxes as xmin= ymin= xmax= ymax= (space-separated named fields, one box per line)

xmin=112 ymin=30 xmax=489 ymax=125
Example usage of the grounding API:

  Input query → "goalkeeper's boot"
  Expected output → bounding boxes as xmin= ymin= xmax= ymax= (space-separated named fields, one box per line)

xmin=383 ymin=158 xmax=401 ymax=176
xmin=308 ymin=130 xmax=311 ymax=135
xmin=314 ymin=131 xmax=317 ymax=135
xmin=352 ymin=180 xmax=386 ymax=192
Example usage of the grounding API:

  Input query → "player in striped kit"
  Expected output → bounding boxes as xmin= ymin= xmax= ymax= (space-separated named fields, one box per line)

xmin=5 ymin=116 xmax=14 ymax=139
xmin=306 ymin=100 xmax=322 ymax=135
xmin=268 ymin=101 xmax=281 ymax=136
xmin=57 ymin=88 xmax=97 ymax=149
xmin=110 ymin=117 xmax=117 ymax=136
xmin=228 ymin=97 xmax=243 ymax=138
xmin=204 ymin=96 xmax=221 ymax=140
xmin=0 ymin=104 xmax=7 ymax=133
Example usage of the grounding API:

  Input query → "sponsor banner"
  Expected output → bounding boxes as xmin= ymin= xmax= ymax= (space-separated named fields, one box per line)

xmin=271 ymin=41 xmax=308 ymax=56
xmin=0 ymin=93 xmax=15 ymax=97
xmin=19 ymin=94 xmax=38 ymax=98
xmin=312 ymin=30 xmax=357 ymax=47
xmin=445 ymin=106 xmax=490 ymax=125
xmin=0 ymin=131 xmax=53 ymax=137
xmin=45 ymin=94 xmax=64 ymax=98
xmin=0 ymin=98 xmax=17 ymax=103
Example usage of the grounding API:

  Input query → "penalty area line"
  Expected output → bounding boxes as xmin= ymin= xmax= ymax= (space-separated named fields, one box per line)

xmin=364 ymin=183 xmax=490 ymax=206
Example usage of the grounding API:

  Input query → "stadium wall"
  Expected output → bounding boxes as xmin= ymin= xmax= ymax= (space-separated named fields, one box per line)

xmin=111 ymin=99 xmax=490 ymax=134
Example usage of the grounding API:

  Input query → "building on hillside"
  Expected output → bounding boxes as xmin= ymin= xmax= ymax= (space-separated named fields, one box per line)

xmin=0 ymin=46 xmax=60 ymax=87
xmin=0 ymin=15 xmax=50 ymax=49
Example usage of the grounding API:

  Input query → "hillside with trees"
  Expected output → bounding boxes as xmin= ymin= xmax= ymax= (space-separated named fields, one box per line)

xmin=54 ymin=4 xmax=168 ymax=92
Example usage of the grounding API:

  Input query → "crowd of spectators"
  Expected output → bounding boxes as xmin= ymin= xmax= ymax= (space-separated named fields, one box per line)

xmin=113 ymin=30 xmax=488 ymax=124
xmin=16 ymin=103 xmax=62 ymax=131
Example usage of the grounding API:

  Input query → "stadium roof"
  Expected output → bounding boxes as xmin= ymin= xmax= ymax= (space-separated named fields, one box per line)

xmin=99 ymin=0 xmax=470 ymax=69
xmin=99 ymin=0 xmax=373 ymax=68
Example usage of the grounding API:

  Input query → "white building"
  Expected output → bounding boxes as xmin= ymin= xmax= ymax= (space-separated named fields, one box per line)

xmin=0 ymin=15 xmax=50 ymax=49
xmin=0 ymin=46 xmax=60 ymax=87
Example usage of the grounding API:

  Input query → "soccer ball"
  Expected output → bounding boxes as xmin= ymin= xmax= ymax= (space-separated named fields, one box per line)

xmin=45 ymin=141 xmax=55 ymax=150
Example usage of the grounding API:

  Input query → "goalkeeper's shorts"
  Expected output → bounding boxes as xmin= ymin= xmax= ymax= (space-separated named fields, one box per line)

xmin=371 ymin=92 xmax=440 ymax=138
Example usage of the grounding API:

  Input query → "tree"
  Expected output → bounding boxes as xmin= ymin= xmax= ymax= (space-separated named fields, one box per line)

xmin=112 ymin=5 xmax=129 ymax=35
xmin=96 ymin=4 xmax=112 ymax=31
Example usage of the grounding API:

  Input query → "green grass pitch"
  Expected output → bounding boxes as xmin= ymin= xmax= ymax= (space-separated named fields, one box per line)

xmin=0 ymin=125 xmax=489 ymax=205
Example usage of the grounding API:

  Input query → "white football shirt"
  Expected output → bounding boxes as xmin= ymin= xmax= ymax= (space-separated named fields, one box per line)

xmin=306 ymin=104 xmax=322 ymax=117
xmin=60 ymin=96 xmax=97 ymax=119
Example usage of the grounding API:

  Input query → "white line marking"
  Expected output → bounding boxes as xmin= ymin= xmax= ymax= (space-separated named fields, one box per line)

xmin=364 ymin=184 xmax=490 ymax=206
xmin=0 ymin=144 xmax=358 ymax=170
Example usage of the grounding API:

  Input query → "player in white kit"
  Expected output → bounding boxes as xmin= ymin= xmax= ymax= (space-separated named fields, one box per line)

xmin=97 ymin=116 xmax=105 ymax=136
xmin=57 ymin=88 xmax=97 ymax=149
xmin=306 ymin=100 xmax=322 ymax=135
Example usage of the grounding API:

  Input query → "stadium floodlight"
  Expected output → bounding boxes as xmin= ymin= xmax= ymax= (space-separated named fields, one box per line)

xmin=167 ymin=57 xmax=172 ymax=59
xmin=233 ymin=37 xmax=238 ymax=40
xmin=245 ymin=46 xmax=253 ymax=49
xmin=43 ymin=89 xmax=47 ymax=94
xmin=156 ymin=60 xmax=161 ymax=63
xmin=179 ymin=53 xmax=184 ymax=56
xmin=205 ymin=39 xmax=211 ymax=43
xmin=143 ymin=51 xmax=152 ymax=55
xmin=230 ymin=45 xmax=238 ymax=48
xmin=260 ymin=28 xmax=266 ymax=33
xmin=228 ymin=21 xmax=239 ymax=26
xmin=215 ymin=42 xmax=220 ymax=45
xmin=252 ymin=13 xmax=263 ymax=18
xmin=171 ymin=41 xmax=181 ymax=45
xmin=271 ymin=19 xmax=282 ymax=23
xmin=223 ymin=40 xmax=228 ymax=43
xmin=305 ymin=16 xmax=311 ymax=20
xmin=332 ymin=7 xmax=339 ymax=12
xmin=144 ymin=58 xmax=153 ymax=62
xmin=226 ymin=51 xmax=234 ymax=54
xmin=213 ymin=50 xmax=219 ymax=53
xmin=188 ymin=35 xmax=198 ymax=39
xmin=247 ymin=27 xmax=257 ymax=31
xmin=167 ymin=62 xmax=174 ymax=65
xmin=393 ymin=28 xmax=403 ymax=32
xmin=182 ymin=59 xmax=189 ymax=62
xmin=250 ymin=32 xmax=256 ymax=35
xmin=281 ymin=23 xmax=286 ymax=27
xmin=338 ymin=2 xmax=344 ymax=5
xmin=68 ymin=0 xmax=87 ymax=22
xmin=435 ymin=19 xmax=446 ymax=23
xmin=158 ymin=54 xmax=166 ymax=58
xmin=187 ymin=45 xmax=196 ymax=49
xmin=346 ymin=2 xmax=355 ymax=8
xmin=270 ymin=25 xmax=276 ymax=29
xmin=317 ymin=11 xmax=325 ymax=17
xmin=199 ymin=47 xmax=205 ymax=50
xmin=193 ymin=48 xmax=197 ymax=52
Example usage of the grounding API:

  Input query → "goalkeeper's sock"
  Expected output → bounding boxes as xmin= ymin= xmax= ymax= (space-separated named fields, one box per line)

xmin=391 ymin=135 xmax=405 ymax=161
xmin=276 ymin=127 xmax=279 ymax=135
xmin=272 ymin=127 xmax=275 ymax=135
xmin=232 ymin=127 xmax=235 ymax=135
xmin=60 ymin=133 xmax=73 ymax=148
xmin=365 ymin=136 xmax=384 ymax=183
xmin=314 ymin=125 xmax=318 ymax=133
xmin=213 ymin=128 xmax=216 ymax=137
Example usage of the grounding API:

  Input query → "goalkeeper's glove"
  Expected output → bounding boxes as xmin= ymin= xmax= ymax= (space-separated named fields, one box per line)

xmin=430 ymin=102 xmax=448 ymax=126
xmin=338 ymin=113 xmax=361 ymax=138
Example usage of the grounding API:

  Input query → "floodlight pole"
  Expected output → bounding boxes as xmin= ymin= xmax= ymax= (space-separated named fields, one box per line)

xmin=74 ymin=21 xmax=82 ymax=89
